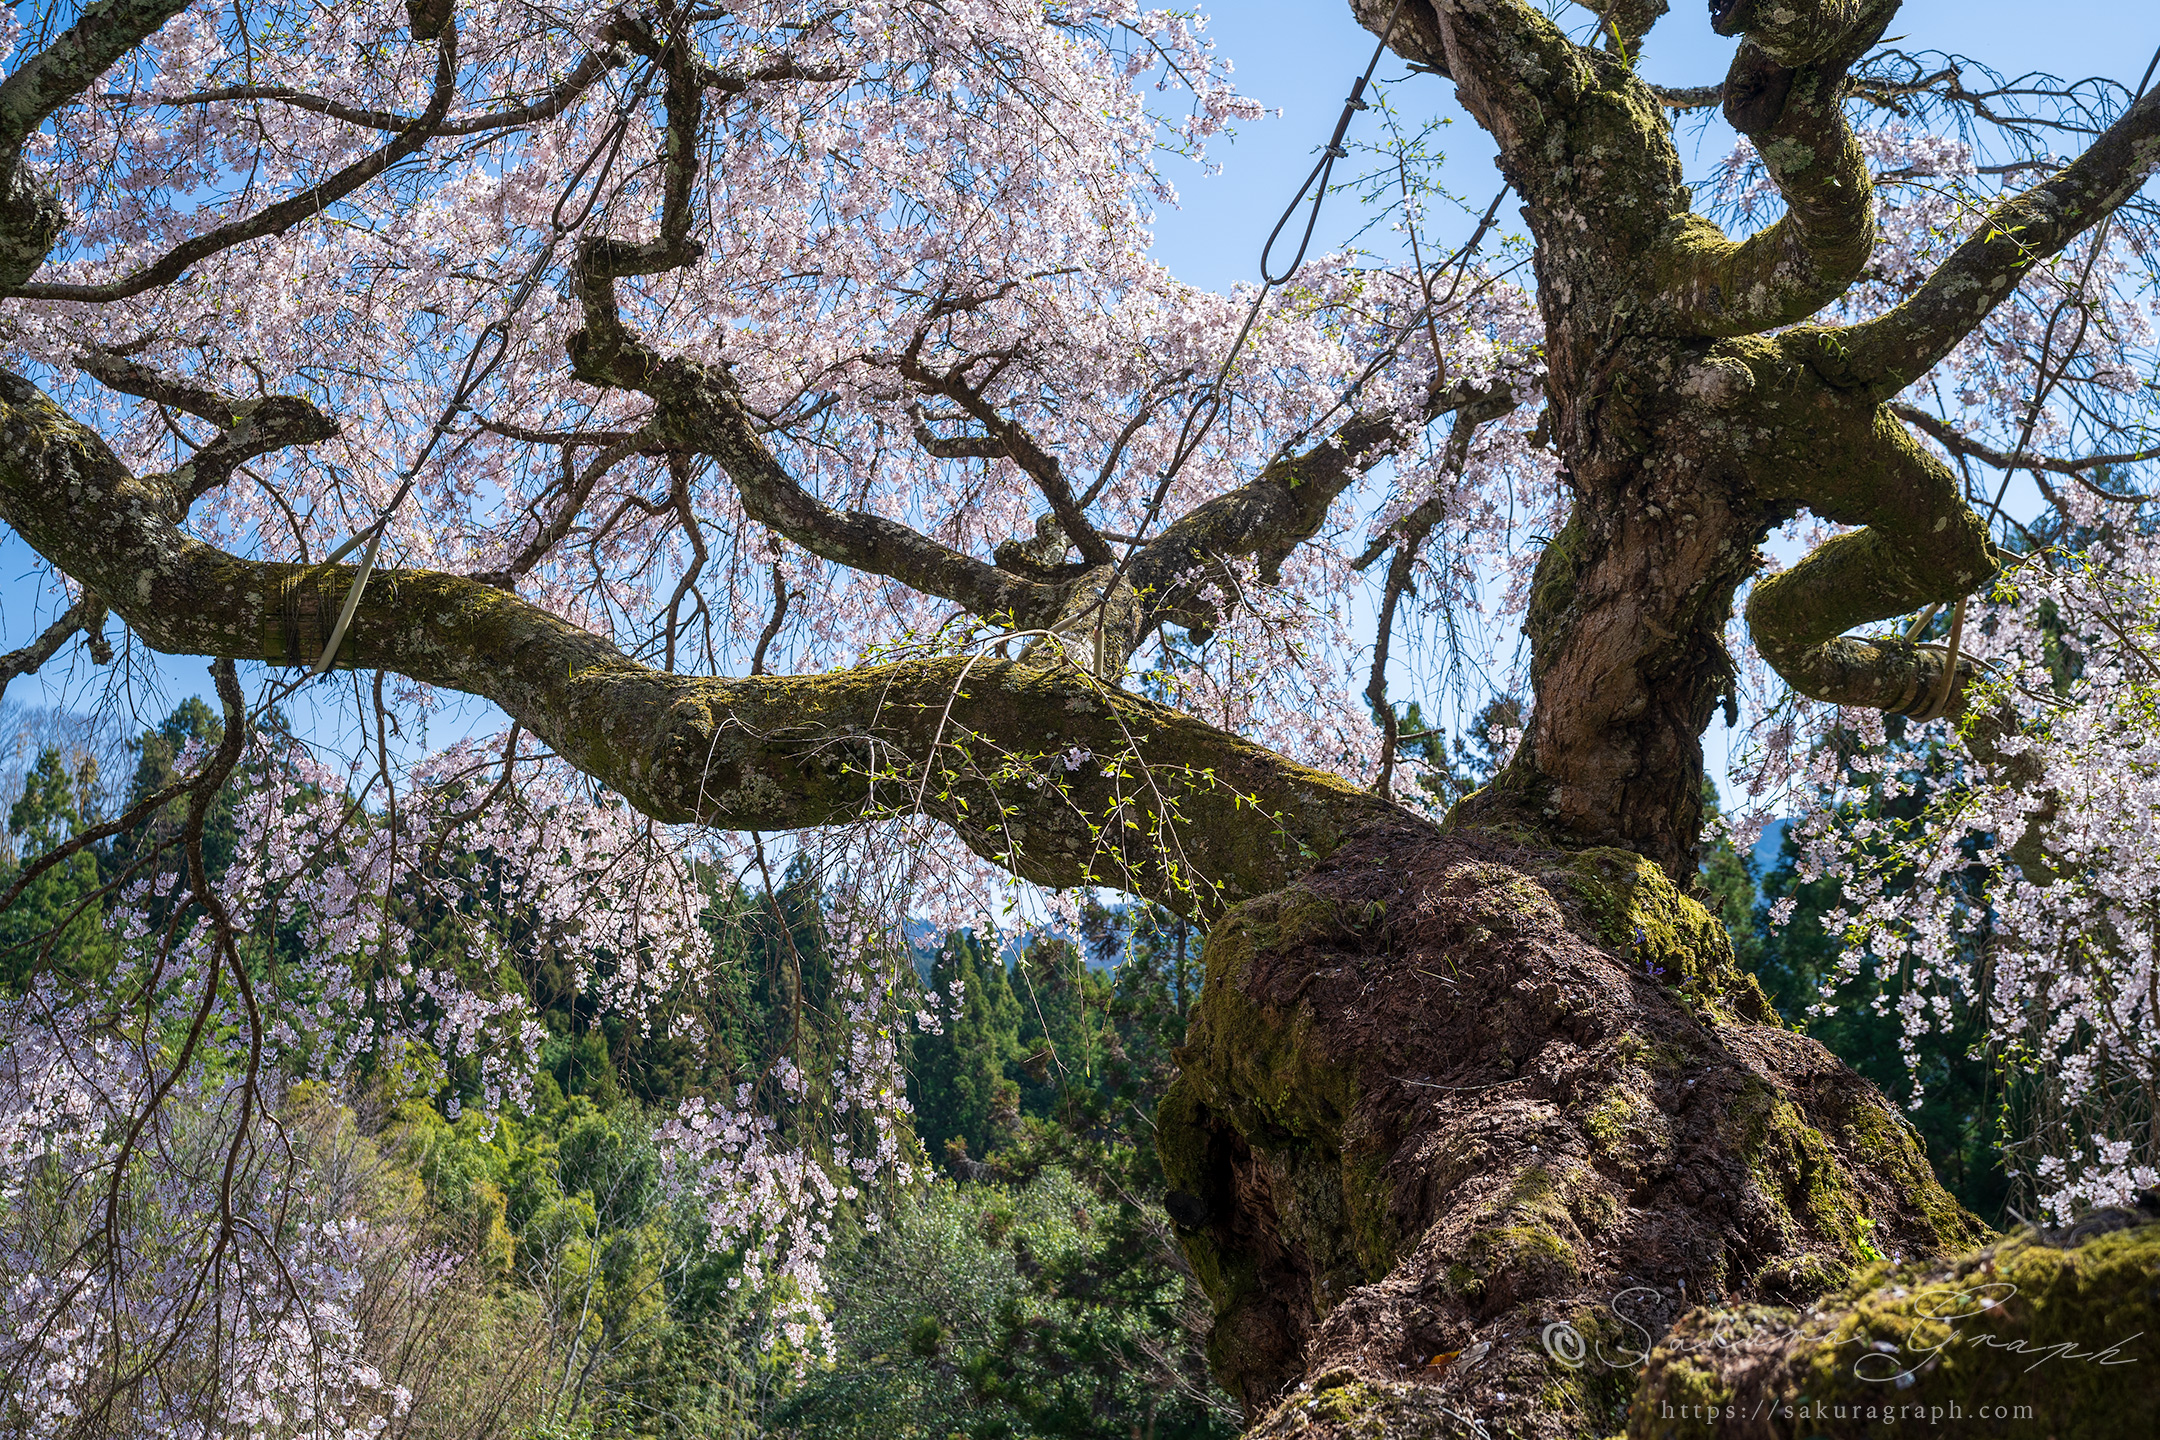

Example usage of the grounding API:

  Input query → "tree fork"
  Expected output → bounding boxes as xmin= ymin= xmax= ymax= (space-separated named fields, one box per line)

xmin=0 ymin=366 xmax=1401 ymax=916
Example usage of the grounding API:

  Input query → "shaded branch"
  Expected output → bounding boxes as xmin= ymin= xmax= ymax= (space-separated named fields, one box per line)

xmin=0 ymin=367 xmax=1407 ymax=914
xmin=1094 ymin=381 xmax=1518 ymax=676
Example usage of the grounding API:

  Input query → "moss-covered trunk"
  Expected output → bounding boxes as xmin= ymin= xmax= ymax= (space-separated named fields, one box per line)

xmin=1153 ymin=823 xmax=2153 ymax=1436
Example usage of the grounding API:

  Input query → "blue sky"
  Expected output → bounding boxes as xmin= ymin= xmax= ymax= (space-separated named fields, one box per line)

xmin=1152 ymin=1 xmax=2158 ymax=291
xmin=6 ymin=1 xmax=2157 ymax=812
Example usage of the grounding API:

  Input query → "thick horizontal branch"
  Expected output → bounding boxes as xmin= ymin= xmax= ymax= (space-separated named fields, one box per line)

xmin=1822 ymin=84 xmax=2160 ymax=399
xmin=0 ymin=367 xmax=1404 ymax=912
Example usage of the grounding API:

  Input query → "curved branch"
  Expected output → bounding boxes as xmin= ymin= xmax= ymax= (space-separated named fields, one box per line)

xmin=0 ymin=367 xmax=1404 ymax=914
xmin=1652 ymin=0 xmax=1895 ymax=337
xmin=10 ymin=25 xmax=460 ymax=303
xmin=76 ymin=350 xmax=340 ymax=505
xmin=1745 ymin=388 xmax=1997 ymax=712
xmin=136 ymin=44 xmax=625 ymax=138
xmin=1821 ymin=84 xmax=2160 ymax=399
xmin=568 ymin=278 xmax=1059 ymax=627
xmin=559 ymin=48 xmax=1062 ymax=630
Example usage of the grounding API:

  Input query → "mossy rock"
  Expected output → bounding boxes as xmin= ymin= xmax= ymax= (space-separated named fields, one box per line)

xmin=1155 ymin=827 xmax=1992 ymax=1434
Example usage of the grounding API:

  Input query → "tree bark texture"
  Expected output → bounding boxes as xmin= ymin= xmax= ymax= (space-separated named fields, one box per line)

xmin=1153 ymin=824 xmax=2029 ymax=1438
xmin=4 ymin=3 xmax=2160 ymax=1435
xmin=1352 ymin=0 xmax=2160 ymax=881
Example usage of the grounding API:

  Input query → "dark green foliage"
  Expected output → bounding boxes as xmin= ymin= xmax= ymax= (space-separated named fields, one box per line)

xmin=782 ymin=896 xmax=1233 ymax=1439
xmin=911 ymin=927 xmax=1023 ymax=1164
xmin=1711 ymin=776 xmax=2010 ymax=1225
xmin=0 ymin=744 xmax=118 ymax=987
xmin=770 ymin=1165 xmax=1233 ymax=1440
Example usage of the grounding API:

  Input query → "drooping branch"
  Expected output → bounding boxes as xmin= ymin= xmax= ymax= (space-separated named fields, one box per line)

xmin=1822 ymin=83 xmax=2160 ymax=399
xmin=1890 ymin=400 xmax=2160 ymax=477
xmin=1356 ymin=389 xmax=1515 ymax=791
xmin=0 ymin=367 xmax=1405 ymax=914
xmin=11 ymin=24 xmax=461 ymax=304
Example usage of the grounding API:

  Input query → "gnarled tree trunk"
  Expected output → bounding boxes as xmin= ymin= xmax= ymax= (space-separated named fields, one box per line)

xmin=1142 ymin=3 xmax=2160 ymax=1433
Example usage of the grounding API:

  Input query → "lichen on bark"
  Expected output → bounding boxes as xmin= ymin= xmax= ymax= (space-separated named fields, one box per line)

xmin=1631 ymin=1213 xmax=2160 ymax=1438
xmin=1157 ymin=825 xmax=1979 ymax=1439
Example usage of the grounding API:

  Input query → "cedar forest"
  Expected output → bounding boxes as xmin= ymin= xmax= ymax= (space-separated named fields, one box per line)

xmin=1 ymin=0 xmax=2159 ymax=1436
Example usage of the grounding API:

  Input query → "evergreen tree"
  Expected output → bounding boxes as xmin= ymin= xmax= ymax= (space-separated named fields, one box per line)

xmin=910 ymin=928 xmax=1022 ymax=1165
xmin=0 ymin=745 xmax=118 ymax=989
xmin=1012 ymin=935 xmax=1107 ymax=1121
xmin=107 ymin=696 xmax=238 ymax=894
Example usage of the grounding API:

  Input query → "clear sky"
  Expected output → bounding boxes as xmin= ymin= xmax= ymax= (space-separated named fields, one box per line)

xmin=1152 ymin=1 xmax=2160 ymax=292
xmin=6 ymin=2 xmax=2158 ymax=814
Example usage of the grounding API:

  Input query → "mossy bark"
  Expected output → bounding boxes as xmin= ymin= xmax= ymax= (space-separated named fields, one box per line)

xmin=1351 ymin=0 xmax=2160 ymax=880
xmin=1631 ymin=1215 xmax=2160 ymax=1438
xmin=1157 ymin=825 xmax=1989 ymax=1438
xmin=0 ymin=368 xmax=1403 ymax=916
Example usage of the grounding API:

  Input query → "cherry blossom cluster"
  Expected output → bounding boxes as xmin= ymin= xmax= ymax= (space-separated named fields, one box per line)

xmin=0 ymin=985 xmax=404 ymax=1437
